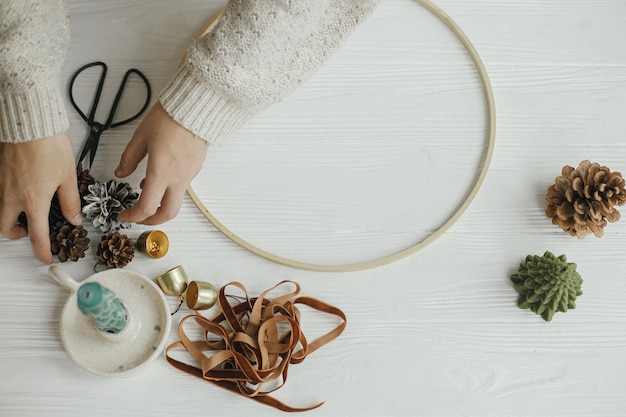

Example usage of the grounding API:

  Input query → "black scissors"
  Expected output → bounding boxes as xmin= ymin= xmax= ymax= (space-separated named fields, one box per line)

xmin=69 ymin=61 xmax=151 ymax=169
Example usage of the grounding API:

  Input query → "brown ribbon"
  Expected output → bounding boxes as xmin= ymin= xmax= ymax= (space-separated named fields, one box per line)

xmin=165 ymin=281 xmax=347 ymax=412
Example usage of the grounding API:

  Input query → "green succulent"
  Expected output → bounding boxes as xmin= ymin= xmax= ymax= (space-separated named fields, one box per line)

xmin=510 ymin=251 xmax=583 ymax=322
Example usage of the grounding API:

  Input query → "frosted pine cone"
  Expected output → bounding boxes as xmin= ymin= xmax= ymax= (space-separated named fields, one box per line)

xmin=545 ymin=160 xmax=626 ymax=238
xmin=82 ymin=180 xmax=138 ymax=232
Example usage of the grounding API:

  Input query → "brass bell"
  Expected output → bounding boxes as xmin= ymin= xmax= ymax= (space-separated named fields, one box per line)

xmin=186 ymin=281 xmax=217 ymax=310
xmin=155 ymin=265 xmax=188 ymax=296
xmin=137 ymin=230 xmax=169 ymax=258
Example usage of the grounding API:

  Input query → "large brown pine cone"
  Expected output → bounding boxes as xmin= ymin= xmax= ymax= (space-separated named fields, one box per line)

xmin=50 ymin=224 xmax=90 ymax=262
xmin=97 ymin=232 xmax=135 ymax=269
xmin=546 ymin=160 xmax=626 ymax=238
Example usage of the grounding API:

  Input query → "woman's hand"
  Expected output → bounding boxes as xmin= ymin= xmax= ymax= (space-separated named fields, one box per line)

xmin=0 ymin=133 xmax=82 ymax=264
xmin=116 ymin=102 xmax=208 ymax=225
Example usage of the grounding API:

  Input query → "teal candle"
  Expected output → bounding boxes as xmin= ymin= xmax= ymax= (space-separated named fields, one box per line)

xmin=77 ymin=282 xmax=128 ymax=334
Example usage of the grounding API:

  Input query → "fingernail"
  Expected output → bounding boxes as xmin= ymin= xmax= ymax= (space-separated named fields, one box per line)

xmin=72 ymin=214 xmax=83 ymax=225
xmin=115 ymin=167 xmax=122 ymax=177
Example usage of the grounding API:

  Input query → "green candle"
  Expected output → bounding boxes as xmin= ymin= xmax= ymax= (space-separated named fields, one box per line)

xmin=77 ymin=282 xmax=128 ymax=334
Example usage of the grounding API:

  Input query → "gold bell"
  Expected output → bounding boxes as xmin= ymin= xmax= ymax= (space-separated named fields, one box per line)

xmin=155 ymin=265 xmax=188 ymax=296
xmin=186 ymin=281 xmax=217 ymax=310
xmin=137 ymin=230 xmax=169 ymax=258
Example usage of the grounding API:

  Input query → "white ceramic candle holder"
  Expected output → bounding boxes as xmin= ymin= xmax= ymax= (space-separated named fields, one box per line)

xmin=48 ymin=265 xmax=171 ymax=376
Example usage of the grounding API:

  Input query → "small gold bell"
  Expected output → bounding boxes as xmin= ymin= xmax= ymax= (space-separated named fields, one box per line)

xmin=137 ymin=230 xmax=169 ymax=259
xmin=186 ymin=281 xmax=217 ymax=310
xmin=155 ymin=265 xmax=188 ymax=296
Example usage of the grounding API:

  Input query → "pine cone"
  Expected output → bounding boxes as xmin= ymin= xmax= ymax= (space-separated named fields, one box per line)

xmin=48 ymin=165 xmax=94 ymax=230
xmin=50 ymin=224 xmax=90 ymax=262
xmin=82 ymin=179 xmax=139 ymax=232
xmin=97 ymin=232 xmax=135 ymax=269
xmin=510 ymin=251 xmax=583 ymax=322
xmin=77 ymin=164 xmax=96 ymax=207
xmin=546 ymin=160 xmax=626 ymax=238
xmin=48 ymin=194 xmax=66 ymax=232
xmin=21 ymin=194 xmax=69 ymax=232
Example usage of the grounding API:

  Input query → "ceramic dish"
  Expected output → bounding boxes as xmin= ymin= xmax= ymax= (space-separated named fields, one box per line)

xmin=49 ymin=266 xmax=171 ymax=376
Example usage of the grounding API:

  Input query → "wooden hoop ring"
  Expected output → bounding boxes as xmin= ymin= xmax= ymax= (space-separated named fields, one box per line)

xmin=186 ymin=0 xmax=496 ymax=272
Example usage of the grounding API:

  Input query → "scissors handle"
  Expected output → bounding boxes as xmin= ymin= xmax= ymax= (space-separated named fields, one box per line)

xmin=109 ymin=68 xmax=151 ymax=129
xmin=69 ymin=62 xmax=152 ymax=129
xmin=69 ymin=61 xmax=152 ymax=169
xmin=69 ymin=61 xmax=107 ymax=124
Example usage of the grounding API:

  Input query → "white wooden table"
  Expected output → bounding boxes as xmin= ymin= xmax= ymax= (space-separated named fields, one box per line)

xmin=2 ymin=0 xmax=625 ymax=415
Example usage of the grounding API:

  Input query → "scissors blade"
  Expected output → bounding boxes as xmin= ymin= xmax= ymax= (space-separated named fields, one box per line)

xmin=77 ymin=125 xmax=103 ymax=170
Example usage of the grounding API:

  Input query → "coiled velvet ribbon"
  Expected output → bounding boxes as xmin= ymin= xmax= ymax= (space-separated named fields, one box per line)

xmin=165 ymin=281 xmax=347 ymax=412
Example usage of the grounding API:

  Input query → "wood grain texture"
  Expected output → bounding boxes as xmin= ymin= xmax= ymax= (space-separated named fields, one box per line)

xmin=1 ymin=0 xmax=626 ymax=416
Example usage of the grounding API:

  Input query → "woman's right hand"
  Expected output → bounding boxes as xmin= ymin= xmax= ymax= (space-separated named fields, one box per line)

xmin=0 ymin=132 xmax=82 ymax=263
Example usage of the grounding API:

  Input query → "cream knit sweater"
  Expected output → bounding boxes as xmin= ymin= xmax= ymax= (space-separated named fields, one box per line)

xmin=0 ymin=0 xmax=377 ymax=145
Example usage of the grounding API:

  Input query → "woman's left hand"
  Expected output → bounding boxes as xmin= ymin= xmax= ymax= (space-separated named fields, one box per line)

xmin=115 ymin=102 xmax=208 ymax=225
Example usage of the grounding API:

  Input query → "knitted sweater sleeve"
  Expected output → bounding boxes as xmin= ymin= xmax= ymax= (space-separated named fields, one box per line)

xmin=0 ymin=0 xmax=70 ymax=144
xmin=160 ymin=0 xmax=378 ymax=144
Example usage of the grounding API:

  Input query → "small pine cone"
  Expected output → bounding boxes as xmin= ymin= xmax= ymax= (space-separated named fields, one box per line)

xmin=546 ymin=160 xmax=626 ymax=238
xmin=50 ymin=224 xmax=90 ymax=262
xmin=510 ymin=251 xmax=583 ymax=322
xmin=77 ymin=164 xmax=96 ymax=207
xmin=97 ymin=232 xmax=135 ymax=269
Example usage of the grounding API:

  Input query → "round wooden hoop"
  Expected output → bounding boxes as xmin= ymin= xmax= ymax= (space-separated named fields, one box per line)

xmin=186 ymin=0 xmax=496 ymax=272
